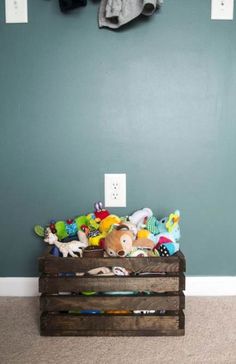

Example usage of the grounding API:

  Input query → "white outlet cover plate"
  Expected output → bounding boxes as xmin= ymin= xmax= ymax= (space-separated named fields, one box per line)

xmin=5 ymin=0 xmax=28 ymax=24
xmin=104 ymin=173 xmax=126 ymax=208
xmin=211 ymin=0 xmax=234 ymax=20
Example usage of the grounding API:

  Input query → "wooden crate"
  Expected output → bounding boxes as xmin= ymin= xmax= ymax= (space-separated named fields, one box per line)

xmin=39 ymin=250 xmax=186 ymax=336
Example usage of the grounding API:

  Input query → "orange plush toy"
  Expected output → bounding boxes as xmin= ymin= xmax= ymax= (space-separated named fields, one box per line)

xmin=104 ymin=225 xmax=154 ymax=257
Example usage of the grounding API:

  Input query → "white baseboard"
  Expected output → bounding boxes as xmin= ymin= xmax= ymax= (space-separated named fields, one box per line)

xmin=0 ymin=278 xmax=39 ymax=297
xmin=186 ymin=277 xmax=236 ymax=296
xmin=0 ymin=277 xmax=236 ymax=297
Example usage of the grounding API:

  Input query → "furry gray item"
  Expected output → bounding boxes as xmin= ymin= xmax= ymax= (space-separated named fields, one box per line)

xmin=98 ymin=0 xmax=163 ymax=29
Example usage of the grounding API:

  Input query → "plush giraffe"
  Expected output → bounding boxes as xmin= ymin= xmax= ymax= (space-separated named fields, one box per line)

xmin=44 ymin=228 xmax=88 ymax=257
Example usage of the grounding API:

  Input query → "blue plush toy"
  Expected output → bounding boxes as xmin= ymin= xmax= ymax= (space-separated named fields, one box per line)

xmin=146 ymin=210 xmax=181 ymax=256
xmin=146 ymin=216 xmax=169 ymax=235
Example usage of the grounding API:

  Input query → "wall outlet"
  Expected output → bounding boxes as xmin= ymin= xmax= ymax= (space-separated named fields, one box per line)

xmin=5 ymin=0 xmax=28 ymax=24
xmin=211 ymin=0 xmax=234 ymax=20
xmin=104 ymin=174 xmax=126 ymax=207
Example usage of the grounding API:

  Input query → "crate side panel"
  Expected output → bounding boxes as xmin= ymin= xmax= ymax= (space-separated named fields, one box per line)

xmin=39 ymin=276 xmax=182 ymax=294
xmin=40 ymin=293 xmax=185 ymax=311
xmin=40 ymin=329 xmax=185 ymax=336
xmin=39 ymin=254 xmax=183 ymax=274
xmin=40 ymin=312 xmax=182 ymax=333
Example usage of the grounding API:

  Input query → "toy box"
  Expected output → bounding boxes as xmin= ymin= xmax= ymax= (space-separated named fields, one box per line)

xmin=39 ymin=250 xmax=185 ymax=336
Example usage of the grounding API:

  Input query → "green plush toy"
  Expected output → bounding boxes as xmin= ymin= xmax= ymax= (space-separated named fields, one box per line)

xmin=34 ymin=215 xmax=90 ymax=241
xmin=75 ymin=215 xmax=88 ymax=230
xmin=34 ymin=225 xmax=45 ymax=237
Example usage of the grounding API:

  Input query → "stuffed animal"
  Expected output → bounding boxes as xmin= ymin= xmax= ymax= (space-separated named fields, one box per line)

xmin=88 ymin=231 xmax=106 ymax=246
xmin=44 ymin=228 xmax=88 ymax=257
xmin=104 ymin=226 xmax=133 ymax=257
xmin=129 ymin=208 xmax=153 ymax=230
xmin=104 ymin=225 xmax=155 ymax=257
xmin=99 ymin=214 xmax=121 ymax=233
xmin=113 ymin=217 xmax=138 ymax=237
xmin=35 ymin=205 xmax=181 ymax=258
xmin=146 ymin=210 xmax=180 ymax=237
xmin=34 ymin=225 xmax=45 ymax=237
xmin=146 ymin=216 xmax=169 ymax=235
xmin=166 ymin=210 xmax=180 ymax=233
xmin=51 ymin=217 xmax=86 ymax=240
xmin=117 ymin=220 xmax=138 ymax=237
xmin=94 ymin=201 xmax=110 ymax=221
xmin=127 ymin=249 xmax=149 ymax=257
xmin=35 ymin=215 xmax=89 ymax=241
xmin=86 ymin=213 xmax=100 ymax=230
xmin=153 ymin=210 xmax=181 ymax=256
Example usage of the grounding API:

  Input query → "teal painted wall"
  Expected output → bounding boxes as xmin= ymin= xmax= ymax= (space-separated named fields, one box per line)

xmin=0 ymin=0 xmax=236 ymax=276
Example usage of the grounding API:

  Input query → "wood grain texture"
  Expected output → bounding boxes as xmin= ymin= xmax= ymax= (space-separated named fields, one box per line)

xmin=178 ymin=251 xmax=186 ymax=272
xmin=40 ymin=292 xmax=185 ymax=311
xmin=39 ymin=251 xmax=185 ymax=274
xmin=39 ymin=274 xmax=185 ymax=294
xmin=40 ymin=329 xmax=185 ymax=336
xmin=40 ymin=311 xmax=185 ymax=336
xmin=39 ymin=251 xmax=186 ymax=336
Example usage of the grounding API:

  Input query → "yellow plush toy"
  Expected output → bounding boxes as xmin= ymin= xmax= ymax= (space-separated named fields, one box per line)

xmin=99 ymin=215 xmax=121 ymax=233
xmin=86 ymin=213 xmax=100 ymax=230
xmin=88 ymin=232 xmax=106 ymax=246
xmin=137 ymin=229 xmax=150 ymax=239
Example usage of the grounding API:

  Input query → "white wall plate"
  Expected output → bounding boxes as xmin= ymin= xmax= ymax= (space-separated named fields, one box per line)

xmin=104 ymin=173 xmax=126 ymax=207
xmin=5 ymin=0 xmax=28 ymax=24
xmin=211 ymin=0 xmax=234 ymax=20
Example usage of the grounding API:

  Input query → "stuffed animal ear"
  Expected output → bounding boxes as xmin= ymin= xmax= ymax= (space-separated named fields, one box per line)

xmin=114 ymin=224 xmax=129 ymax=231
xmin=115 ymin=224 xmax=137 ymax=240
xmin=133 ymin=238 xmax=155 ymax=249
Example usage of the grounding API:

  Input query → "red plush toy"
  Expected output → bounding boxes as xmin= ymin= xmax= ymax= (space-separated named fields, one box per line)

xmin=94 ymin=201 xmax=110 ymax=221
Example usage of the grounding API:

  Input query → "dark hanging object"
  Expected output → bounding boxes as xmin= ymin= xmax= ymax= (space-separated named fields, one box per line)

xmin=59 ymin=0 xmax=87 ymax=13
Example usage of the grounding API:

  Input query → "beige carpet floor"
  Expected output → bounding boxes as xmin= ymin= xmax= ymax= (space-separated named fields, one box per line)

xmin=0 ymin=297 xmax=235 ymax=364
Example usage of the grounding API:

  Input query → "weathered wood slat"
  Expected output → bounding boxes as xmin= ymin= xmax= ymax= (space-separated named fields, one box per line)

xmin=40 ymin=329 xmax=185 ymax=336
xmin=39 ymin=274 xmax=185 ymax=294
xmin=39 ymin=251 xmax=185 ymax=274
xmin=40 ymin=311 xmax=184 ymax=336
xmin=40 ymin=292 xmax=185 ymax=311
xmin=177 ymin=251 xmax=186 ymax=272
